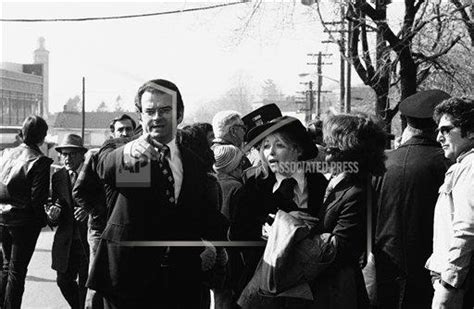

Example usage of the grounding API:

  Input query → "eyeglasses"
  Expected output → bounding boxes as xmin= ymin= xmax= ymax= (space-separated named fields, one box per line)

xmin=60 ymin=152 xmax=81 ymax=158
xmin=435 ymin=125 xmax=455 ymax=136
xmin=325 ymin=146 xmax=341 ymax=154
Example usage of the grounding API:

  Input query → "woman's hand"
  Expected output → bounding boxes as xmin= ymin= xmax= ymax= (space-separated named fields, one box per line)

xmin=261 ymin=222 xmax=273 ymax=240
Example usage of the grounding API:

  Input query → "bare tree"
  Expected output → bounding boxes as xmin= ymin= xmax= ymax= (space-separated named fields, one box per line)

xmin=314 ymin=0 xmax=471 ymax=129
xmin=114 ymin=95 xmax=124 ymax=112
xmin=63 ymin=95 xmax=81 ymax=112
xmin=449 ymin=0 xmax=474 ymax=46
xmin=96 ymin=101 xmax=108 ymax=112
xmin=261 ymin=79 xmax=284 ymax=102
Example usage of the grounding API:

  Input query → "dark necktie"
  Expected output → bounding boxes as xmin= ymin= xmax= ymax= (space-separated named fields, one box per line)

xmin=158 ymin=145 xmax=175 ymax=205
xmin=69 ymin=170 xmax=77 ymax=186
xmin=277 ymin=177 xmax=297 ymax=202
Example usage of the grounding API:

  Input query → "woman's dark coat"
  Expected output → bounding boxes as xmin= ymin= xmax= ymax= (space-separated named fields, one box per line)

xmin=229 ymin=168 xmax=327 ymax=296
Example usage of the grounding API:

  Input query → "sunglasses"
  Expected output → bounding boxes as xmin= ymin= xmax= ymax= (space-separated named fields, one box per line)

xmin=435 ymin=125 xmax=455 ymax=136
xmin=325 ymin=146 xmax=341 ymax=154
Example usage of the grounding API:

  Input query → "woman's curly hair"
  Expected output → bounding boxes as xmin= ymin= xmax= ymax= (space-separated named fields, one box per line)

xmin=323 ymin=113 xmax=387 ymax=176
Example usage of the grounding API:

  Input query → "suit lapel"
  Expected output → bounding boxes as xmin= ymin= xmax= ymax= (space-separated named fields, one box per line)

xmin=321 ymin=178 xmax=352 ymax=214
xmin=176 ymin=147 xmax=192 ymax=205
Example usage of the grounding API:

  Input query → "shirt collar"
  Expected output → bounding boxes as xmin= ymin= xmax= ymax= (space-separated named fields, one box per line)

xmin=457 ymin=147 xmax=474 ymax=163
xmin=274 ymin=169 xmax=305 ymax=193
xmin=328 ymin=172 xmax=347 ymax=189
xmin=166 ymin=138 xmax=179 ymax=160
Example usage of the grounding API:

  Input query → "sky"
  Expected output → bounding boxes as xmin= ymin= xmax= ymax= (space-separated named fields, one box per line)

xmin=1 ymin=0 xmax=405 ymax=119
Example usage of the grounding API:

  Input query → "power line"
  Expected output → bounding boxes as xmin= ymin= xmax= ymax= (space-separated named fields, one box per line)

xmin=0 ymin=1 xmax=245 ymax=23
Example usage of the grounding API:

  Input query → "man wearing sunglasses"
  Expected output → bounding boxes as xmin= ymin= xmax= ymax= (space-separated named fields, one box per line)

xmin=375 ymin=90 xmax=452 ymax=308
xmin=426 ymin=97 xmax=474 ymax=309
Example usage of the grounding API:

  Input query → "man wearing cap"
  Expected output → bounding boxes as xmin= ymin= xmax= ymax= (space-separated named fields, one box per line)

xmin=46 ymin=133 xmax=89 ymax=309
xmin=374 ymin=90 xmax=452 ymax=308
xmin=86 ymin=79 xmax=227 ymax=308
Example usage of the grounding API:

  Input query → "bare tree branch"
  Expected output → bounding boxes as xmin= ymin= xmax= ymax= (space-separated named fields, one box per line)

xmin=354 ymin=1 xmax=405 ymax=55
xmin=450 ymin=0 xmax=474 ymax=46
xmin=359 ymin=12 xmax=376 ymax=78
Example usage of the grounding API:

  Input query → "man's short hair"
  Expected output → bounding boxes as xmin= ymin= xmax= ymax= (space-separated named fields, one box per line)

xmin=134 ymin=79 xmax=184 ymax=118
xmin=434 ymin=97 xmax=474 ymax=137
xmin=20 ymin=115 xmax=48 ymax=146
xmin=109 ymin=114 xmax=136 ymax=133
xmin=212 ymin=110 xmax=242 ymax=139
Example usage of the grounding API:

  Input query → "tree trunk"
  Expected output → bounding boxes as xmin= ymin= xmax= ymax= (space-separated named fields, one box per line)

xmin=375 ymin=0 xmax=392 ymax=147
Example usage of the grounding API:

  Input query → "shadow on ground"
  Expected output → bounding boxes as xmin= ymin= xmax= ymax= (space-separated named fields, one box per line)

xmin=26 ymin=275 xmax=56 ymax=283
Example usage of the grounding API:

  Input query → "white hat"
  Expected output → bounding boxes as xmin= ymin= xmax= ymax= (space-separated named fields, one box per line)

xmin=213 ymin=145 xmax=244 ymax=174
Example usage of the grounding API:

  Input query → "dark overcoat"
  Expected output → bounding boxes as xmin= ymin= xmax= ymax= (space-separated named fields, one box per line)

xmin=374 ymin=136 xmax=451 ymax=308
xmin=51 ymin=168 xmax=89 ymax=273
xmin=86 ymin=139 xmax=228 ymax=304
xmin=310 ymin=175 xmax=369 ymax=309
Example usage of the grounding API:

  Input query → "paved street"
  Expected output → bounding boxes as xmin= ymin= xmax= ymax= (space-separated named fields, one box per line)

xmin=11 ymin=228 xmax=216 ymax=309
xmin=21 ymin=228 xmax=68 ymax=309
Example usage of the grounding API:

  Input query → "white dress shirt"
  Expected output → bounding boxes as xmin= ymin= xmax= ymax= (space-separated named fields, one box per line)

xmin=165 ymin=138 xmax=183 ymax=201
xmin=273 ymin=169 xmax=308 ymax=209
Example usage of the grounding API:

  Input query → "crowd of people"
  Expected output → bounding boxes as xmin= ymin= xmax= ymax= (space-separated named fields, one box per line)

xmin=0 ymin=78 xmax=473 ymax=309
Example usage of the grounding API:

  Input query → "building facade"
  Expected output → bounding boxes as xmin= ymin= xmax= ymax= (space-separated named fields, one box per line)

xmin=51 ymin=111 xmax=138 ymax=149
xmin=0 ymin=37 xmax=49 ymax=126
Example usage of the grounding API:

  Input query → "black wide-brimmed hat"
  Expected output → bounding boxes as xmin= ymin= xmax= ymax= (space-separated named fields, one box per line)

xmin=55 ymin=134 xmax=87 ymax=153
xmin=244 ymin=116 xmax=318 ymax=160
xmin=242 ymin=104 xmax=282 ymax=141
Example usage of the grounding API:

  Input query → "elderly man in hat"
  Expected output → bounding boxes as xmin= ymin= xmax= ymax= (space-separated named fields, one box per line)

xmin=86 ymin=79 xmax=227 ymax=308
xmin=46 ymin=133 xmax=89 ymax=309
xmin=374 ymin=90 xmax=452 ymax=308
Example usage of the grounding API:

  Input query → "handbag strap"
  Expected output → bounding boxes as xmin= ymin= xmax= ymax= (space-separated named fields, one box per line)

xmin=366 ymin=176 xmax=372 ymax=257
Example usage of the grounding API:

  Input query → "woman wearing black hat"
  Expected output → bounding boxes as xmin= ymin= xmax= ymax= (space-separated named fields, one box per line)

xmin=0 ymin=115 xmax=53 ymax=308
xmin=229 ymin=116 xmax=328 ymax=301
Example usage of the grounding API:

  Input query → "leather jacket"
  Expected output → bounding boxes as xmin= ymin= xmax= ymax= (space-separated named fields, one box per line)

xmin=0 ymin=143 xmax=53 ymax=225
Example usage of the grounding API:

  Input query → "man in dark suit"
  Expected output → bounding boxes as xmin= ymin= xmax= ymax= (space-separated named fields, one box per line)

xmin=46 ymin=134 xmax=89 ymax=309
xmin=73 ymin=114 xmax=136 ymax=309
xmin=375 ymin=90 xmax=452 ymax=308
xmin=86 ymin=79 xmax=227 ymax=308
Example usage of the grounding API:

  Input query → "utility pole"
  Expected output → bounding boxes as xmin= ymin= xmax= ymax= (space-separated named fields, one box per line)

xmin=81 ymin=77 xmax=85 ymax=141
xmin=317 ymin=53 xmax=323 ymax=117
xmin=345 ymin=17 xmax=352 ymax=113
xmin=306 ymin=52 xmax=332 ymax=118
xmin=307 ymin=81 xmax=314 ymax=123
xmin=339 ymin=4 xmax=346 ymax=113
xmin=322 ymin=3 xmax=349 ymax=114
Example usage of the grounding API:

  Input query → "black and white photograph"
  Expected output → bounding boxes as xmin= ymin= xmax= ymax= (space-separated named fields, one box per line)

xmin=1 ymin=0 xmax=473 ymax=308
